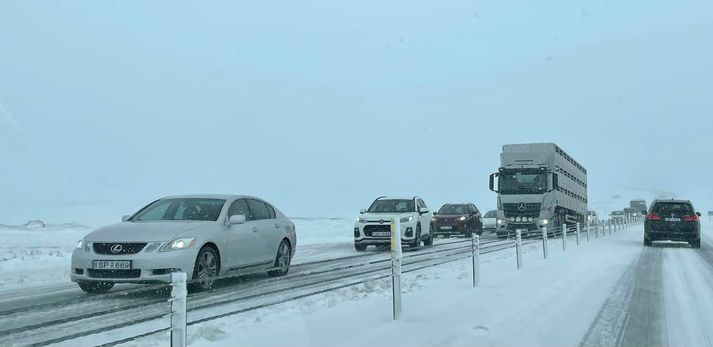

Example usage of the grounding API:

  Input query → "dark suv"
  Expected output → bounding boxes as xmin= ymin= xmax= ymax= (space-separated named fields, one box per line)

xmin=643 ymin=199 xmax=701 ymax=248
xmin=431 ymin=203 xmax=483 ymax=238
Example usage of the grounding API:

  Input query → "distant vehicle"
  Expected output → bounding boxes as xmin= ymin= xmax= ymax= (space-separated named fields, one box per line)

xmin=644 ymin=199 xmax=701 ymax=248
xmin=623 ymin=207 xmax=639 ymax=218
xmin=482 ymin=210 xmax=506 ymax=233
xmin=630 ymin=199 xmax=647 ymax=213
xmin=71 ymin=194 xmax=297 ymax=293
xmin=587 ymin=211 xmax=598 ymax=224
xmin=489 ymin=143 xmax=588 ymax=235
xmin=431 ymin=203 xmax=483 ymax=238
xmin=610 ymin=210 xmax=626 ymax=221
xmin=354 ymin=196 xmax=433 ymax=251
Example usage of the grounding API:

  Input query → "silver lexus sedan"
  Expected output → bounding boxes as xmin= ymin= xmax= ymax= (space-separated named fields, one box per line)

xmin=71 ymin=194 xmax=296 ymax=293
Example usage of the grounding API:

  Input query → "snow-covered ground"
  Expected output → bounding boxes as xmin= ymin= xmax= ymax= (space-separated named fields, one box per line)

xmin=0 ymin=218 xmax=357 ymax=291
xmin=114 ymin=221 xmax=698 ymax=347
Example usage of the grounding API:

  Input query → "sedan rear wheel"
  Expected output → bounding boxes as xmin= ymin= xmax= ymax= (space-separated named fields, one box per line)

xmin=268 ymin=240 xmax=292 ymax=277
xmin=191 ymin=246 xmax=219 ymax=292
xmin=78 ymin=281 xmax=114 ymax=294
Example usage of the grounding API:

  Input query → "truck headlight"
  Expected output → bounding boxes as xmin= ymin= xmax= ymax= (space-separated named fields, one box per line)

xmin=541 ymin=219 xmax=549 ymax=225
xmin=161 ymin=238 xmax=197 ymax=251
xmin=400 ymin=216 xmax=414 ymax=223
xmin=497 ymin=219 xmax=503 ymax=225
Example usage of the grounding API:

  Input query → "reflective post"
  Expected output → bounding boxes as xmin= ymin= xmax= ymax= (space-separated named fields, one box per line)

xmin=595 ymin=221 xmax=599 ymax=239
xmin=516 ymin=229 xmax=522 ymax=269
xmin=584 ymin=222 xmax=589 ymax=243
xmin=472 ymin=235 xmax=480 ymax=287
xmin=170 ymin=272 xmax=187 ymax=347
xmin=608 ymin=220 xmax=612 ymax=235
xmin=576 ymin=223 xmax=580 ymax=246
xmin=391 ymin=217 xmax=402 ymax=320
xmin=542 ymin=227 xmax=549 ymax=259
xmin=562 ymin=223 xmax=567 ymax=251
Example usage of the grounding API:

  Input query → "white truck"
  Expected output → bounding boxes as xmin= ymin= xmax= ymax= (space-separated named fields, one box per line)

xmin=489 ymin=143 xmax=588 ymax=235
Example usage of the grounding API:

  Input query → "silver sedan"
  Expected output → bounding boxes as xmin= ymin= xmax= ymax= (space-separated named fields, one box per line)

xmin=71 ymin=194 xmax=296 ymax=293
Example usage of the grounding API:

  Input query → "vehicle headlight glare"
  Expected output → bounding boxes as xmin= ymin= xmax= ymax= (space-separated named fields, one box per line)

xmin=497 ymin=219 xmax=503 ymax=225
xmin=400 ymin=216 xmax=414 ymax=223
xmin=357 ymin=217 xmax=367 ymax=223
xmin=458 ymin=216 xmax=467 ymax=221
xmin=76 ymin=240 xmax=83 ymax=249
xmin=542 ymin=219 xmax=549 ymax=225
xmin=161 ymin=238 xmax=197 ymax=251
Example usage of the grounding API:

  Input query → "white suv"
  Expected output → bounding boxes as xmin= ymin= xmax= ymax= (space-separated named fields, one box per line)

xmin=353 ymin=196 xmax=433 ymax=251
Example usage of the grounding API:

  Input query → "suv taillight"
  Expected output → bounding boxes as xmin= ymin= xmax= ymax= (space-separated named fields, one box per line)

xmin=646 ymin=213 xmax=662 ymax=221
xmin=683 ymin=215 xmax=699 ymax=222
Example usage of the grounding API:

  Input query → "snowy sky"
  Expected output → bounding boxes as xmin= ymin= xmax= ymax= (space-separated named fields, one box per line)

xmin=1 ymin=0 xmax=712 ymax=225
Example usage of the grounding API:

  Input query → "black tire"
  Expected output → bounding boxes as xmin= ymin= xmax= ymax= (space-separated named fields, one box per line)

xmin=268 ymin=240 xmax=292 ymax=277
xmin=644 ymin=238 xmax=652 ymax=246
xmin=77 ymin=281 xmax=114 ymax=294
xmin=423 ymin=224 xmax=434 ymax=246
xmin=354 ymin=243 xmax=368 ymax=252
xmin=691 ymin=239 xmax=701 ymax=249
xmin=410 ymin=223 xmax=422 ymax=249
xmin=190 ymin=246 xmax=220 ymax=292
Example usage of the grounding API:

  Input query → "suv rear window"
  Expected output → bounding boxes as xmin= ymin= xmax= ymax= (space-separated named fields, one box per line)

xmin=652 ymin=202 xmax=693 ymax=215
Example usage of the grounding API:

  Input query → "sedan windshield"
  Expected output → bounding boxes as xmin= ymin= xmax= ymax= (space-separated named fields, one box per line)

xmin=133 ymin=198 xmax=226 ymax=221
xmin=368 ymin=199 xmax=415 ymax=213
xmin=438 ymin=204 xmax=469 ymax=215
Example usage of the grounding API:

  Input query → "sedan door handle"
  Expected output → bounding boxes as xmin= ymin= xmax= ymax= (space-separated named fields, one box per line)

xmin=252 ymin=226 xmax=259 ymax=232
xmin=274 ymin=223 xmax=280 ymax=229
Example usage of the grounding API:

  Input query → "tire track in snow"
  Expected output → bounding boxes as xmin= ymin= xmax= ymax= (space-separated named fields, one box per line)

xmin=580 ymin=245 xmax=666 ymax=347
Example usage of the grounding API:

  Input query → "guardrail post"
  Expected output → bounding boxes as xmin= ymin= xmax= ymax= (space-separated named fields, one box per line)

xmin=515 ymin=229 xmax=522 ymax=269
xmin=562 ymin=223 xmax=568 ymax=251
xmin=595 ymin=222 xmax=599 ymax=239
xmin=472 ymin=234 xmax=480 ymax=287
xmin=608 ymin=220 xmax=612 ymax=235
xmin=542 ymin=227 xmax=548 ymax=259
xmin=584 ymin=222 xmax=589 ymax=242
xmin=390 ymin=217 xmax=402 ymax=320
xmin=170 ymin=272 xmax=187 ymax=347
xmin=576 ymin=223 xmax=580 ymax=246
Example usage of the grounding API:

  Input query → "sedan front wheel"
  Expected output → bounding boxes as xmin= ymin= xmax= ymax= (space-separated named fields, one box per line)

xmin=191 ymin=246 xmax=219 ymax=292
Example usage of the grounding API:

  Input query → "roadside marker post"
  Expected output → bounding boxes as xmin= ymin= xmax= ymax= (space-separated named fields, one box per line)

xmin=562 ymin=223 xmax=567 ymax=251
xmin=169 ymin=272 xmax=188 ymax=347
xmin=576 ymin=223 xmax=580 ymax=246
xmin=515 ymin=229 xmax=523 ymax=269
xmin=390 ymin=218 xmax=402 ymax=320
xmin=542 ymin=227 xmax=549 ymax=259
xmin=472 ymin=235 xmax=480 ymax=288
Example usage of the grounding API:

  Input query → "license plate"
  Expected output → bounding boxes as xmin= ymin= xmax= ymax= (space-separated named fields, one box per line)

xmin=372 ymin=231 xmax=390 ymax=237
xmin=440 ymin=226 xmax=452 ymax=230
xmin=92 ymin=260 xmax=132 ymax=269
xmin=665 ymin=218 xmax=681 ymax=222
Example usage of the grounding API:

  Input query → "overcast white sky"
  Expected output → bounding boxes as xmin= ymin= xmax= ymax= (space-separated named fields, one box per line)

xmin=1 ymin=0 xmax=712 ymax=225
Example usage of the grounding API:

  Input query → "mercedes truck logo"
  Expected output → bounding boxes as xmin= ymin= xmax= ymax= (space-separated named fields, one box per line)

xmin=518 ymin=203 xmax=527 ymax=211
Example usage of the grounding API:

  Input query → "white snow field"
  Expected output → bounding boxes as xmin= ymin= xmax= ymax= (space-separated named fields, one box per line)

xmin=108 ymin=222 xmax=710 ymax=347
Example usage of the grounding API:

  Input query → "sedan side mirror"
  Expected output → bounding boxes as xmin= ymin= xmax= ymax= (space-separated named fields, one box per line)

xmin=122 ymin=215 xmax=132 ymax=222
xmin=359 ymin=209 xmax=366 ymax=214
xmin=432 ymin=211 xmax=438 ymax=216
xmin=229 ymin=215 xmax=247 ymax=225
xmin=696 ymin=212 xmax=702 ymax=217
xmin=419 ymin=207 xmax=429 ymax=214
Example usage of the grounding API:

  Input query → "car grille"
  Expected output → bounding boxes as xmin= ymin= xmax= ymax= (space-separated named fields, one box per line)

xmin=364 ymin=224 xmax=391 ymax=237
xmin=93 ymin=243 xmax=147 ymax=255
xmin=503 ymin=203 xmax=542 ymax=218
xmin=87 ymin=269 xmax=141 ymax=279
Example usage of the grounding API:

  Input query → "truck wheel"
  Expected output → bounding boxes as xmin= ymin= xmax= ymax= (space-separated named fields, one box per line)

xmin=78 ymin=281 xmax=114 ymax=294
xmin=355 ymin=243 xmax=367 ymax=252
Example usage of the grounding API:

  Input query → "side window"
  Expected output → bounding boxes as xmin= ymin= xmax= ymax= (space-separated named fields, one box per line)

xmin=228 ymin=199 xmax=253 ymax=221
xmin=266 ymin=204 xmax=276 ymax=219
xmin=247 ymin=199 xmax=270 ymax=220
xmin=420 ymin=199 xmax=428 ymax=210
xmin=415 ymin=199 xmax=423 ymax=210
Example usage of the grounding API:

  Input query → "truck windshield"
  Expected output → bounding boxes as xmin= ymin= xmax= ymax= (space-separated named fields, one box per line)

xmin=499 ymin=171 xmax=547 ymax=194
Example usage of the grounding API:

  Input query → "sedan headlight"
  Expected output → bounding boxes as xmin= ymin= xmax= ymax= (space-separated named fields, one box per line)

xmin=76 ymin=240 xmax=84 ymax=249
xmin=357 ymin=217 xmax=367 ymax=223
xmin=77 ymin=240 xmax=92 ymax=252
xmin=400 ymin=216 xmax=414 ymax=223
xmin=160 ymin=238 xmax=196 ymax=251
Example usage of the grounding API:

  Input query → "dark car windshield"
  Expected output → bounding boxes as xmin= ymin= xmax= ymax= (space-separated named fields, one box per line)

xmin=652 ymin=203 xmax=694 ymax=215
xmin=484 ymin=210 xmax=498 ymax=218
xmin=133 ymin=198 xmax=226 ymax=221
xmin=611 ymin=211 xmax=624 ymax=215
xmin=368 ymin=199 xmax=415 ymax=213
xmin=499 ymin=170 xmax=547 ymax=194
xmin=438 ymin=204 xmax=469 ymax=215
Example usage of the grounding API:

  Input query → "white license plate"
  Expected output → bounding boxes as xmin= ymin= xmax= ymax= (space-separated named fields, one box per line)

xmin=665 ymin=218 xmax=681 ymax=222
xmin=92 ymin=260 xmax=132 ymax=269
xmin=440 ymin=226 xmax=452 ymax=230
xmin=372 ymin=231 xmax=390 ymax=237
